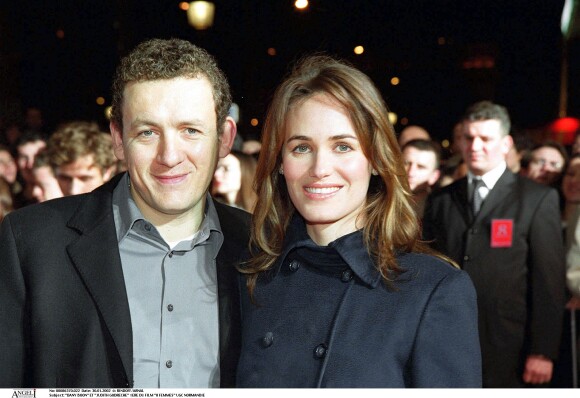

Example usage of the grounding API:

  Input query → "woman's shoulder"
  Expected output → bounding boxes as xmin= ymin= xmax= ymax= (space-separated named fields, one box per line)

xmin=396 ymin=252 xmax=464 ymax=279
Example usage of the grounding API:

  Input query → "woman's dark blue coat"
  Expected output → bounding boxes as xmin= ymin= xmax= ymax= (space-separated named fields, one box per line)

xmin=236 ymin=216 xmax=482 ymax=388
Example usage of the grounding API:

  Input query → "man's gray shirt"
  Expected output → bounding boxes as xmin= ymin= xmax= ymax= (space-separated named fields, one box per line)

xmin=112 ymin=173 xmax=223 ymax=388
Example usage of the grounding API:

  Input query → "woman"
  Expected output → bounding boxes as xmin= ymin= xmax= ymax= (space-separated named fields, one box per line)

xmin=212 ymin=150 xmax=258 ymax=212
xmin=562 ymin=155 xmax=580 ymax=311
xmin=237 ymin=55 xmax=481 ymax=387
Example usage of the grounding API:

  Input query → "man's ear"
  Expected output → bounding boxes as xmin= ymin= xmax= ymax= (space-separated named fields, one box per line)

xmin=218 ymin=116 xmax=237 ymax=158
xmin=501 ymin=134 xmax=514 ymax=156
xmin=428 ymin=169 xmax=441 ymax=186
xmin=110 ymin=121 xmax=125 ymax=161
xmin=103 ymin=165 xmax=117 ymax=182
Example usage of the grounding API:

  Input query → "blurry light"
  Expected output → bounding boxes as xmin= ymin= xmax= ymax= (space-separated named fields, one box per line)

xmin=441 ymin=139 xmax=450 ymax=148
xmin=388 ymin=112 xmax=398 ymax=125
xmin=437 ymin=37 xmax=446 ymax=45
xmin=267 ymin=47 xmax=277 ymax=56
xmin=96 ymin=97 xmax=105 ymax=106
xmin=295 ymin=0 xmax=309 ymax=10
xmin=56 ymin=29 xmax=65 ymax=39
xmin=104 ymin=106 xmax=113 ymax=120
xmin=179 ymin=2 xmax=190 ymax=10
xmin=400 ymin=117 xmax=409 ymax=126
xmin=354 ymin=46 xmax=364 ymax=55
xmin=187 ymin=1 xmax=215 ymax=30
xmin=390 ymin=77 xmax=400 ymax=86
xmin=250 ymin=118 xmax=259 ymax=127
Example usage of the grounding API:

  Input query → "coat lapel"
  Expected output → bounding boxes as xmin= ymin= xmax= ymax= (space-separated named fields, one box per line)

xmin=474 ymin=169 xmax=516 ymax=222
xmin=451 ymin=178 xmax=472 ymax=226
xmin=65 ymin=176 xmax=133 ymax=386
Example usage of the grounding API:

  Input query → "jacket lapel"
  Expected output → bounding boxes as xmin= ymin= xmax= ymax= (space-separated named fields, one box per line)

xmin=65 ymin=175 xmax=133 ymax=386
xmin=474 ymin=169 xmax=516 ymax=222
xmin=451 ymin=178 xmax=472 ymax=226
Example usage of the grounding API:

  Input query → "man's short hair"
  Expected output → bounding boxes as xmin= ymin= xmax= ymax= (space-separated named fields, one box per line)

xmin=402 ymin=139 xmax=441 ymax=169
xmin=47 ymin=121 xmax=116 ymax=173
xmin=15 ymin=132 xmax=46 ymax=149
xmin=531 ymin=140 xmax=569 ymax=167
xmin=462 ymin=100 xmax=511 ymax=137
xmin=110 ymin=38 xmax=232 ymax=135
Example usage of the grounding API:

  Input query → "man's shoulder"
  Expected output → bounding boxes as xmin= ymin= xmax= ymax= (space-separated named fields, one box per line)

xmin=213 ymin=200 xmax=250 ymax=236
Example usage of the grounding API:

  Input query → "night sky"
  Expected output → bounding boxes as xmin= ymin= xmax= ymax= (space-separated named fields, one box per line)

xmin=1 ymin=0 xmax=577 ymax=144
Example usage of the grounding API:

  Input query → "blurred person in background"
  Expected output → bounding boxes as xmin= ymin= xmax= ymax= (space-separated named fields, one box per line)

xmin=397 ymin=124 xmax=430 ymax=148
xmin=0 ymin=144 xmax=18 ymax=186
xmin=0 ymin=177 xmax=14 ymax=223
xmin=14 ymin=132 xmax=47 ymax=207
xmin=30 ymin=150 xmax=63 ymax=203
xmin=423 ymin=100 xmax=566 ymax=387
xmin=402 ymin=139 xmax=441 ymax=218
xmin=212 ymin=150 xmax=257 ymax=213
xmin=551 ymin=153 xmax=580 ymax=387
xmin=524 ymin=141 xmax=568 ymax=188
xmin=47 ymin=121 xmax=117 ymax=196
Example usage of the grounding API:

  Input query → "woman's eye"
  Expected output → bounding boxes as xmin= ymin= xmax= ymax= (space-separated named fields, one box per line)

xmin=293 ymin=144 xmax=310 ymax=153
xmin=336 ymin=144 xmax=352 ymax=152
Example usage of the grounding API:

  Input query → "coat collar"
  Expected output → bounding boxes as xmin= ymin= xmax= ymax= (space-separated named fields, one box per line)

xmin=66 ymin=173 xmax=133 ymax=386
xmin=275 ymin=214 xmax=382 ymax=288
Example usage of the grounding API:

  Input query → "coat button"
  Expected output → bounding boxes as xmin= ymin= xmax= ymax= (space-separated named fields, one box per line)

xmin=341 ymin=269 xmax=353 ymax=282
xmin=313 ymin=343 xmax=327 ymax=359
xmin=463 ymin=255 xmax=470 ymax=261
xmin=166 ymin=360 xmax=173 ymax=368
xmin=262 ymin=332 xmax=274 ymax=348
xmin=167 ymin=304 xmax=174 ymax=312
xmin=288 ymin=260 xmax=300 ymax=272
xmin=168 ymin=251 xmax=174 ymax=258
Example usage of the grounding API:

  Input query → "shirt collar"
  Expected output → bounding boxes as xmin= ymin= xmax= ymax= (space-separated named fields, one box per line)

xmin=112 ymin=173 xmax=223 ymax=253
xmin=468 ymin=161 xmax=506 ymax=190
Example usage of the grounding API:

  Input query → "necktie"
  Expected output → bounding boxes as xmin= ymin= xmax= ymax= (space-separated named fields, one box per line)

xmin=472 ymin=177 xmax=485 ymax=215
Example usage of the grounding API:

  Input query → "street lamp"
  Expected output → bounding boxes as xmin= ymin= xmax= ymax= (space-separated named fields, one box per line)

xmin=187 ymin=1 xmax=215 ymax=30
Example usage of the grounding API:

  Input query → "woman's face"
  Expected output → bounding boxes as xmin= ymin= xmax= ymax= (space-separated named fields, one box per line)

xmin=212 ymin=153 xmax=242 ymax=197
xmin=281 ymin=94 xmax=372 ymax=243
xmin=563 ymin=158 xmax=580 ymax=204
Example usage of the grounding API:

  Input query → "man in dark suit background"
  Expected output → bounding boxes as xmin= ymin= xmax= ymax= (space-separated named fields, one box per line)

xmin=0 ymin=38 xmax=249 ymax=388
xmin=423 ymin=101 xmax=566 ymax=387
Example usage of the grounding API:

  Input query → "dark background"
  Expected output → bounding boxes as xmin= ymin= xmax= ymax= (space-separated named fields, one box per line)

xmin=1 ymin=0 xmax=578 ymax=144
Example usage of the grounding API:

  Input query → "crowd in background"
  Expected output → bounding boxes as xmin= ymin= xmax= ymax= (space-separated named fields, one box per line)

xmin=1 ymin=99 xmax=579 ymax=387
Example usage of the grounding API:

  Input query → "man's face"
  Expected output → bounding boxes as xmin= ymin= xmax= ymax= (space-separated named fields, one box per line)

xmin=56 ymin=154 xmax=113 ymax=196
xmin=17 ymin=140 xmax=46 ymax=183
xmin=527 ymin=146 xmax=565 ymax=186
xmin=110 ymin=77 xmax=235 ymax=222
xmin=403 ymin=147 xmax=440 ymax=193
xmin=32 ymin=165 xmax=63 ymax=202
xmin=461 ymin=119 xmax=512 ymax=176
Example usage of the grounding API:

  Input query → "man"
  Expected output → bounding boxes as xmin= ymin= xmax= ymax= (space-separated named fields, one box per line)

xmin=47 ymin=121 xmax=117 ymax=196
xmin=0 ymin=38 xmax=248 ymax=388
xmin=524 ymin=141 xmax=568 ymax=188
xmin=13 ymin=132 xmax=47 ymax=206
xmin=30 ymin=149 xmax=63 ymax=202
xmin=423 ymin=101 xmax=566 ymax=387
xmin=402 ymin=139 xmax=441 ymax=217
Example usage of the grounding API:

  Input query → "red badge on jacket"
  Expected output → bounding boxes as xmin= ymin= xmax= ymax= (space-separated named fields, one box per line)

xmin=491 ymin=219 xmax=513 ymax=248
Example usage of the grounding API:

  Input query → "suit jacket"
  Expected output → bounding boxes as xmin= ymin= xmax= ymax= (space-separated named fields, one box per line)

xmin=0 ymin=173 xmax=250 ymax=388
xmin=423 ymin=170 xmax=566 ymax=387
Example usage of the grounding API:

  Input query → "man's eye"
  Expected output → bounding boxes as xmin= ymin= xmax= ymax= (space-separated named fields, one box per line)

xmin=141 ymin=130 xmax=154 ymax=137
xmin=185 ymin=128 xmax=199 ymax=135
